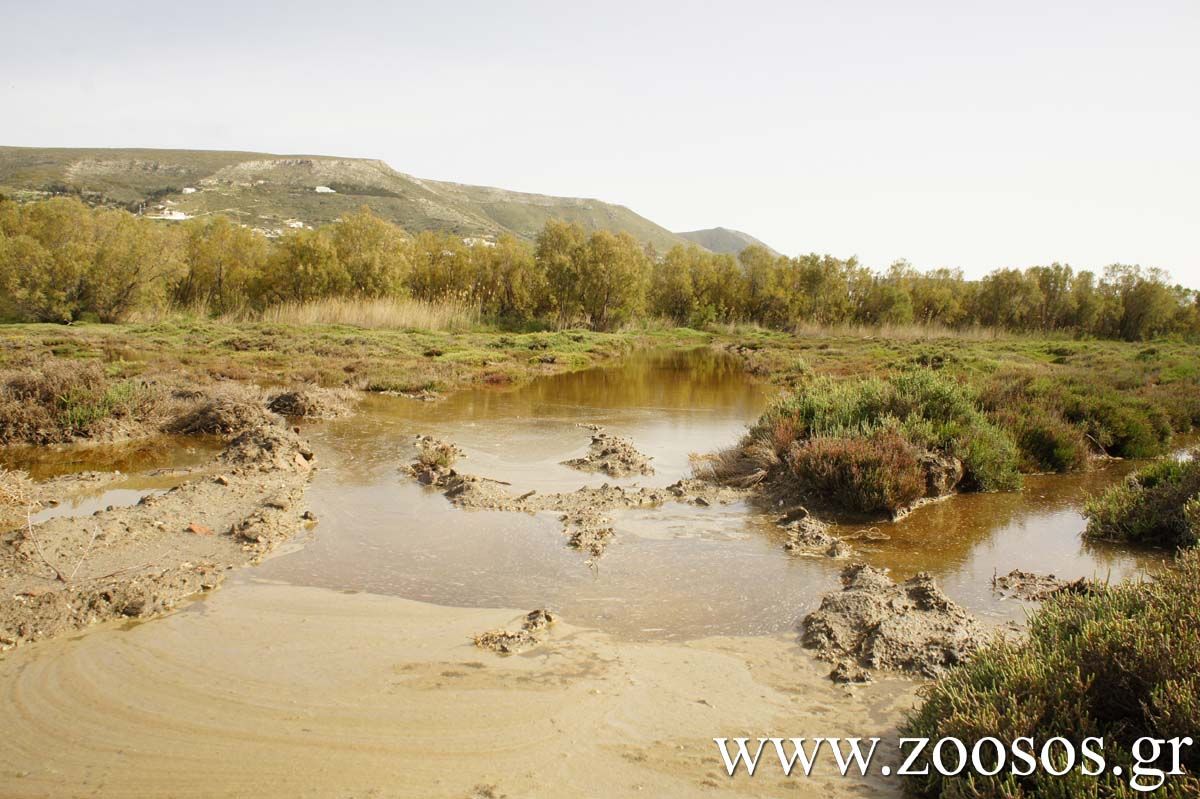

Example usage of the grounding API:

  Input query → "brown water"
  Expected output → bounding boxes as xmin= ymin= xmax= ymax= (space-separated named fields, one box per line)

xmin=252 ymin=347 xmax=1161 ymax=639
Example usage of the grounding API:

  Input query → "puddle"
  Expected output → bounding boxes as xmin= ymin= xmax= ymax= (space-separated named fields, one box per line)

xmin=252 ymin=348 xmax=1161 ymax=639
xmin=0 ymin=435 xmax=221 ymax=480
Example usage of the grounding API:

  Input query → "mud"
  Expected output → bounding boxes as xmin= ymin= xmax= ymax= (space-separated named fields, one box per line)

xmin=776 ymin=507 xmax=852 ymax=558
xmin=405 ymin=437 xmax=752 ymax=557
xmin=473 ymin=608 xmax=556 ymax=653
xmin=561 ymin=426 xmax=654 ymax=477
xmin=266 ymin=387 xmax=354 ymax=419
xmin=802 ymin=564 xmax=986 ymax=680
xmin=991 ymin=568 xmax=1095 ymax=601
xmin=0 ymin=413 xmax=317 ymax=649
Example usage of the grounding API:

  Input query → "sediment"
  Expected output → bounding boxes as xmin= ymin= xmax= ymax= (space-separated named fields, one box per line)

xmin=802 ymin=564 xmax=986 ymax=681
xmin=0 ymin=392 xmax=322 ymax=650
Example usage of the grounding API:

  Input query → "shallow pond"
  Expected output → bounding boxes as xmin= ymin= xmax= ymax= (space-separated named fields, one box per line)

xmin=251 ymin=347 xmax=1161 ymax=639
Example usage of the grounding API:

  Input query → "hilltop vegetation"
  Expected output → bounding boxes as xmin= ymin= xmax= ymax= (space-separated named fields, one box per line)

xmin=0 ymin=146 xmax=692 ymax=252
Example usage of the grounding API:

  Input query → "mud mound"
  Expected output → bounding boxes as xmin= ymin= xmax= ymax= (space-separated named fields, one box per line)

xmin=992 ymin=569 xmax=1095 ymax=601
xmin=778 ymin=511 xmax=851 ymax=558
xmin=169 ymin=391 xmax=278 ymax=437
xmin=562 ymin=428 xmax=653 ymax=478
xmin=802 ymin=564 xmax=985 ymax=680
xmin=220 ymin=424 xmax=315 ymax=472
xmin=474 ymin=609 xmax=555 ymax=654
xmin=266 ymin=388 xmax=351 ymax=419
xmin=561 ymin=511 xmax=615 ymax=556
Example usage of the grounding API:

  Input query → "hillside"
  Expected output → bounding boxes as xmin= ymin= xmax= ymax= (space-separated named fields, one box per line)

xmin=0 ymin=146 xmax=693 ymax=251
xmin=676 ymin=227 xmax=779 ymax=256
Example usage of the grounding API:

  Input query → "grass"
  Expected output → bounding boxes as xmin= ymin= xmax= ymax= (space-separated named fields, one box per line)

xmin=1084 ymin=454 xmax=1200 ymax=548
xmin=902 ymin=550 xmax=1200 ymax=798
xmin=233 ymin=296 xmax=483 ymax=332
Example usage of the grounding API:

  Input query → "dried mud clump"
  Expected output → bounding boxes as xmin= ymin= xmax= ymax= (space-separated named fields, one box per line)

xmin=168 ymin=390 xmax=277 ymax=437
xmin=474 ymin=609 xmax=556 ymax=654
xmin=777 ymin=507 xmax=851 ymax=558
xmin=266 ymin=388 xmax=351 ymax=420
xmin=220 ymin=424 xmax=315 ymax=473
xmin=561 ymin=511 xmax=615 ymax=556
xmin=562 ymin=428 xmax=654 ymax=478
xmin=991 ymin=569 xmax=1096 ymax=601
xmin=802 ymin=564 xmax=985 ymax=680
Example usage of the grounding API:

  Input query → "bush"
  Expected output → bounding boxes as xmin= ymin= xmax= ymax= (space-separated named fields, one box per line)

xmin=902 ymin=551 xmax=1200 ymax=798
xmin=1084 ymin=455 xmax=1200 ymax=548
xmin=786 ymin=431 xmax=926 ymax=515
xmin=747 ymin=369 xmax=1022 ymax=508
xmin=1011 ymin=410 xmax=1091 ymax=473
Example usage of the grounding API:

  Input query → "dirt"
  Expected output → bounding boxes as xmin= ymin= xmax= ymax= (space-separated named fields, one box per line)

xmin=266 ymin=387 xmax=354 ymax=419
xmin=802 ymin=563 xmax=986 ymax=680
xmin=473 ymin=608 xmax=556 ymax=653
xmin=776 ymin=507 xmax=852 ymax=558
xmin=404 ymin=434 xmax=767 ymax=558
xmin=0 ymin=393 xmax=320 ymax=650
xmin=561 ymin=426 xmax=654 ymax=477
xmin=991 ymin=568 xmax=1095 ymax=601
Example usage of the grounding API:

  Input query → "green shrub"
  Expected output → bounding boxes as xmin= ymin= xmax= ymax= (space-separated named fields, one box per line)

xmin=1063 ymin=393 xmax=1171 ymax=459
xmin=748 ymin=369 xmax=1022 ymax=507
xmin=1084 ymin=455 xmax=1200 ymax=548
xmin=786 ymin=431 xmax=926 ymax=514
xmin=1011 ymin=410 xmax=1091 ymax=473
xmin=903 ymin=551 xmax=1200 ymax=798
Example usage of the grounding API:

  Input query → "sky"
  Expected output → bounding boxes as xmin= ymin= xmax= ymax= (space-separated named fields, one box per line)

xmin=2 ymin=0 xmax=1198 ymax=287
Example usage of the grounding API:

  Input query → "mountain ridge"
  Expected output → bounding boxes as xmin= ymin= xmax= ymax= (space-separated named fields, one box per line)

xmin=0 ymin=146 xmax=711 ymax=252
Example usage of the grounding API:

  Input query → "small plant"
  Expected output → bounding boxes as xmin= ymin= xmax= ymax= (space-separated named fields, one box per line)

xmin=415 ymin=437 xmax=463 ymax=469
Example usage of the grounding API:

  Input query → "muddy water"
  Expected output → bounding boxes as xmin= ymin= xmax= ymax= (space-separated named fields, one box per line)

xmin=254 ymin=348 xmax=1158 ymax=637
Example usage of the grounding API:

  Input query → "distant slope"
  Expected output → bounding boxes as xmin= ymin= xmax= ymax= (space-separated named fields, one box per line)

xmin=676 ymin=227 xmax=779 ymax=256
xmin=0 ymin=146 xmax=693 ymax=251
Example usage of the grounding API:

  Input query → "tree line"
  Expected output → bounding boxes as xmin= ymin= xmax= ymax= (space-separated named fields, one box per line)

xmin=1 ymin=196 xmax=1196 ymax=340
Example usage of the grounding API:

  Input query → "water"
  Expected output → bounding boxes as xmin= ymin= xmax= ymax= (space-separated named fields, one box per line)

xmin=249 ymin=347 xmax=1160 ymax=639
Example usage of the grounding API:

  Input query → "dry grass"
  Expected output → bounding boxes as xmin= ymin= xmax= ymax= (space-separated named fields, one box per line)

xmin=0 ymin=468 xmax=32 ymax=509
xmin=228 ymin=297 xmax=482 ymax=332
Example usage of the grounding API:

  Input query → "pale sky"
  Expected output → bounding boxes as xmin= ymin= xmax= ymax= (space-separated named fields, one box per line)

xmin=2 ymin=0 xmax=1198 ymax=287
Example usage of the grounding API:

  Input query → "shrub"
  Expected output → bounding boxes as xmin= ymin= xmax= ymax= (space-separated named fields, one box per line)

xmin=747 ymin=369 xmax=1022 ymax=508
xmin=1011 ymin=409 xmax=1091 ymax=473
xmin=1063 ymin=393 xmax=1170 ymax=459
xmin=786 ymin=431 xmax=926 ymax=515
xmin=1084 ymin=454 xmax=1200 ymax=548
xmin=902 ymin=551 xmax=1200 ymax=798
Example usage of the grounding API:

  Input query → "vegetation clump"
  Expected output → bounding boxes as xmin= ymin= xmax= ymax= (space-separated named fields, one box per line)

xmin=0 ymin=360 xmax=161 ymax=444
xmin=903 ymin=551 xmax=1200 ymax=798
xmin=1084 ymin=453 xmax=1200 ymax=548
xmin=730 ymin=370 xmax=1021 ymax=515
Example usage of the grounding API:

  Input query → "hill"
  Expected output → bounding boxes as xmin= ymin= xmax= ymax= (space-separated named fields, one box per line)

xmin=676 ymin=227 xmax=779 ymax=256
xmin=0 ymin=146 xmax=693 ymax=251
